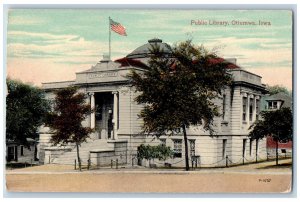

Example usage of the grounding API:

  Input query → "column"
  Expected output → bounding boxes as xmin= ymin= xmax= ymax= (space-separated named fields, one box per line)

xmin=112 ymin=91 xmax=119 ymax=140
xmin=90 ymin=92 xmax=95 ymax=129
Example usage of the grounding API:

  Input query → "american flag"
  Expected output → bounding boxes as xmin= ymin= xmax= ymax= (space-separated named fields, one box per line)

xmin=110 ymin=18 xmax=127 ymax=36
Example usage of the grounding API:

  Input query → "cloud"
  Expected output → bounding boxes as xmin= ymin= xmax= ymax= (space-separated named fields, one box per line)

xmin=7 ymin=31 xmax=138 ymax=66
xmin=201 ymin=37 xmax=292 ymax=66
xmin=8 ymin=14 xmax=46 ymax=25
xmin=8 ymin=31 xmax=80 ymax=42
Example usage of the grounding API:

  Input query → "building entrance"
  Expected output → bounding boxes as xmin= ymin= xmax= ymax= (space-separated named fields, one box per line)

xmin=95 ymin=92 xmax=114 ymax=139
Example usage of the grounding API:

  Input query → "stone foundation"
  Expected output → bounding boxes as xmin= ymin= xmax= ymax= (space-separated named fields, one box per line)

xmin=90 ymin=140 xmax=127 ymax=167
xmin=44 ymin=147 xmax=72 ymax=164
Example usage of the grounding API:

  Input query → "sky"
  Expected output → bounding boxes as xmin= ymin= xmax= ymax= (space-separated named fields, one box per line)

xmin=5 ymin=9 xmax=293 ymax=90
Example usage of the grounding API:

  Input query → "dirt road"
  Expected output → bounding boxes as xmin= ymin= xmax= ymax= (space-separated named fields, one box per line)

xmin=5 ymin=159 xmax=292 ymax=193
xmin=6 ymin=172 xmax=291 ymax=193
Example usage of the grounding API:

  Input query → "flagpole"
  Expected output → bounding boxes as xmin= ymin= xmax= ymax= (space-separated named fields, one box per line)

xmin=109 ymin=16 xmax=111 ymax=60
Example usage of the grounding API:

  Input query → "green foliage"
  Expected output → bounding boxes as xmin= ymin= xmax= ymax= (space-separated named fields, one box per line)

xmin=46 ymin=87 xmax=93 ymax=145
xmin=137 ymin=144 xmax=173 ymax=161
xmin=249 ymin=107 xmax=293 ymax=142
xmin=128 ymin=40 xmax=232 ymax=171
xmin=128 ymin=40 xmax=232 ymax=136
xmin=6 ymin=78 xmax=50 ymax=147
xmin=46 ymin=87 xmax=93 ymax=171
xmin=266 ymin=84 xmax=291 ymax=96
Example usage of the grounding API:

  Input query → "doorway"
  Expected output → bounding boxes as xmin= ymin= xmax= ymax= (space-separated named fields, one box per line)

xmin=7 ymin=146 xmax=17 ymax=162
xmin=95 ymin=92 xmax=114 ymax=139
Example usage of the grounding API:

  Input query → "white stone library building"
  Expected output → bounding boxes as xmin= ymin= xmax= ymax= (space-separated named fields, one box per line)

xmin=38 ymin=38 xmax=267 ymax=168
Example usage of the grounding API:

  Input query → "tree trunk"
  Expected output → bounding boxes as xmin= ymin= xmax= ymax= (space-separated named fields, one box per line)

xmin=182 ymin=124 xmax=190 ymax=171
xmin=76 ymin=143 xmax=81 ymax=171
xmin=34 ymin=144 xmax=38 ymax=161
xmin=255 ymin=139 xmax=258 ymax=163
xmin=276 ymin=140 xmax=279 ymax=166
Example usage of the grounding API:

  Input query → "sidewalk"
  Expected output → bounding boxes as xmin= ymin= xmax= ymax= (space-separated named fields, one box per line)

xmin=6 ymin=158 xmax=292 ymax=174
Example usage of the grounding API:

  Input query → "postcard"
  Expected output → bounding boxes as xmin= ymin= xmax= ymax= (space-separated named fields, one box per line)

xmin=5 ymin=8 xmax=293 ymax=194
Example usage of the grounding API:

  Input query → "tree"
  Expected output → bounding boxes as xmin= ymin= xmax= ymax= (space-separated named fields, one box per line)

xmin=266 ymin=84 xmax=291 ymax=96
xmin=46 ymin=87 xmax=93 ymax=171
xmin=128 ymin=40 xmax=232 ymax=171
xmin=6 ymin=78 xmax=50 ymax=147
xmin=249 ymin=107 xmax=292 ymax=165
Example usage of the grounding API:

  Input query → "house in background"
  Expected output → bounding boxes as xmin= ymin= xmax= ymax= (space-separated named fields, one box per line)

xmin=263 ymin=92 xmax=292 ymax=110
xmin=262 ymin=92 xmax=293 ymax=156
xmin=6 ymin=138 xmax=37 ymax=164
xmin=38 ymin=38 xmax=268 ymax=168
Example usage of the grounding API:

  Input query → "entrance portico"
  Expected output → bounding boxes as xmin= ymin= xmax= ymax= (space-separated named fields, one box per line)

xmin=89 ymin=91 xmax=119 ymax=140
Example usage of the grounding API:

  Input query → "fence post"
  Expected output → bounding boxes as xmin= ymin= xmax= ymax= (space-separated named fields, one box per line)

xmin=267 ymin=152 xmax=269 ymax=161
xmin=199 ymin=156 xmax=201 ymax=168
xmin=25 ymin=162 xmax=27 ymax=168
xmin=49 ymin=155 xmax=51 ymax=164
xmin=31 ymin=159 xmax=33 ymax=167
xmin=111 ymin=159 xmax=113 ymax=168
xmin=226 ymin=155 xmax=228 ymax=167
xmin=116 ymin=159 xmax=118 ymax=169
xmin=87 ymin=159 xmax=90 ymax=170
xmin=256 ymin=152 xmax=258 ymax=163
xmin=243 ymin=154 xmax=245 ymax=165
xmin=74 ymin=159 xmax=76 ymax=170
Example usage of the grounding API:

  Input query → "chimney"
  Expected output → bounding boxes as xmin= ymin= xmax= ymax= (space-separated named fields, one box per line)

xmin=100 ymin=54 xmax=111 ymax=62
xmin=225 ymin=58 xmax=237 ymax=65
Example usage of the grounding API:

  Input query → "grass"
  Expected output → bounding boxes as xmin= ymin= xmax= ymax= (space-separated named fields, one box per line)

xmin=6 ymin=162 xmax=38 ymax=170
xmin=257 ymin=162 xmax=292 ymax=169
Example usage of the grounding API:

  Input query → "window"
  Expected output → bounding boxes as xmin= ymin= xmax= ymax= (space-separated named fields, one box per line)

xmin=189 ymin=140 xmax=195 ymax=157
xmin=7 ymin=146 xmax=15 ymax=161
xmin=20 ymin=146 xmax=24 ymax=156
xmin=268 ymin=101 xmax=278 ymax=109
xmin=249 ymin=98 xmax=254 ymax=121
xmin=222 ymin=139 xmax=227 ymax=159
xmin=173 ymin=139 xmax=182 ymax=158
xmin=256 ymin=99 xmax=260 ymax=120
xmin=160 ymin=138 xmax=166 ymax=145
xmin=222 ymin=94 xmax=226 ymax=120
xmin=249 ymin=139 xmax=253 ymax=156
xmin=242 ymin=97 xmax=247 ymax=121
xmin=242 ymin=139 xmax=247 ymax=157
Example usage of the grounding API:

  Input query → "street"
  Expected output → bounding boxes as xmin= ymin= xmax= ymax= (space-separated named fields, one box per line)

xmin=5 ymin=159 xmax=292 ymax=193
